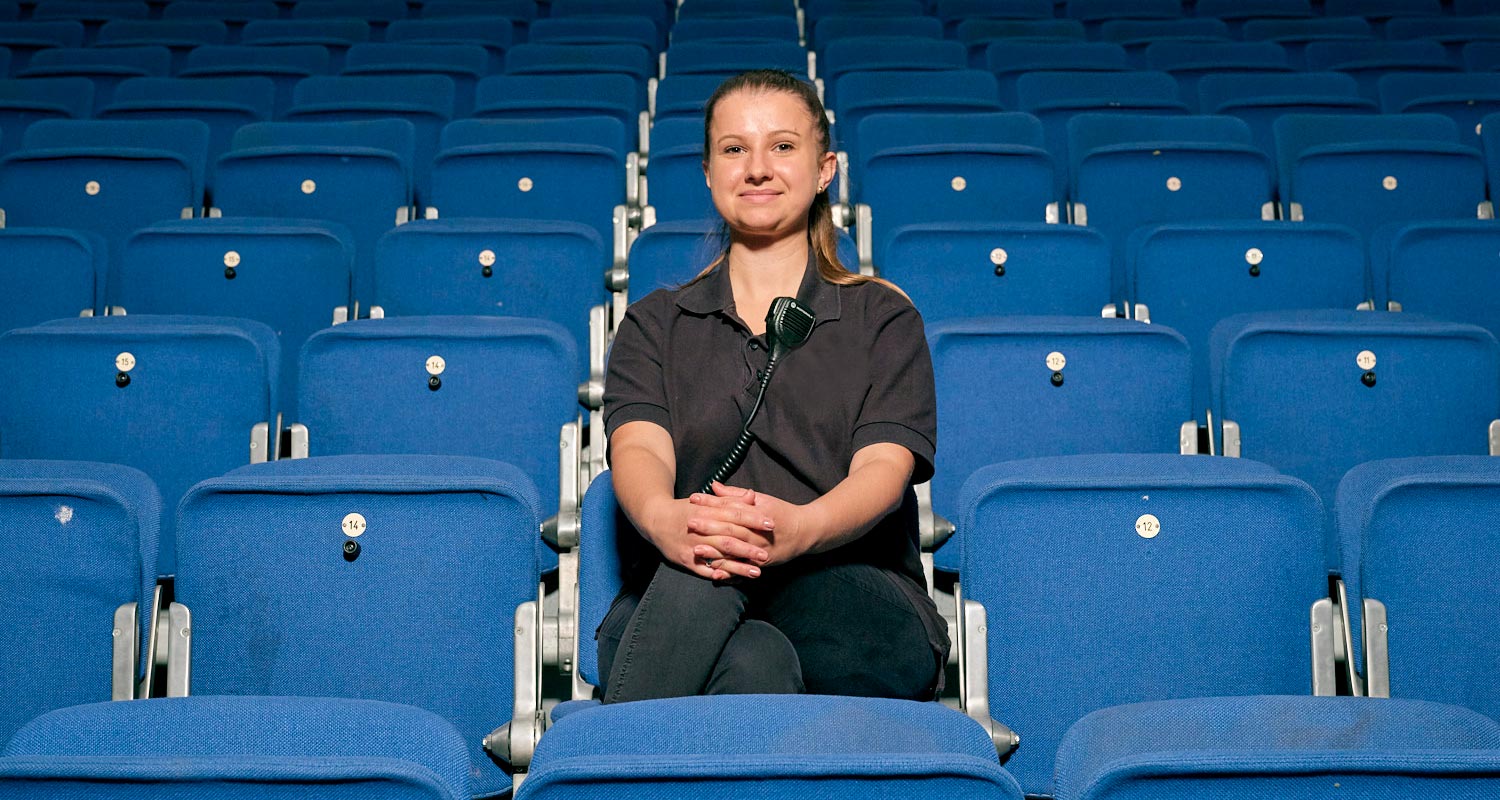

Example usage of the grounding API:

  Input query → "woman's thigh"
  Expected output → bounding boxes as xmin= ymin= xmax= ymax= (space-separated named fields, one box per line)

xmin=758 ymin=562 xmax=949 ymax=700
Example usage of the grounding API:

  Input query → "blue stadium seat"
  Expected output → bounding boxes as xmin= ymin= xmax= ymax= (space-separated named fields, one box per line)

xmin=20 ymin=46 xmax=169 ymax=114
xmin=673 ymin=14 xmax=799 ymax=47
xmin=1304 ymin=40 xmax=1457 ymax=99
xmin=99 ymin=77 xmax=275 ymax=188
xmin=983 ymin=41 xmax=1128 ymax=109
xmin=927 ymin=317 xmax=1194 ymax=573
xmin=641 ymin=116 xmax=711 ymax=224
xmin=0 ymin=77 xmax=92 ymax=159
xmin=0 ymin=696 xmax=476 ymax=800
xmin=287 ymin=74 xmax=454 ymax=201
xmin=115 ymin=218 xmax=354 ymax=417
xmin=820 ymin=36 xmax=965 ymax=108
xmin=170 ymin=454 xmax=543 ymax=797
xmin=31 ymin=0 xmax=147 ymax=44
xmin=1465 ymin=41 xmax=1500 ymax=71
xmin=855 ymin=112 xmax=1058 ymax=269
xmin=213 ymin=120 xmax=414 ymax=309
xmin=1273 ymin=113 xmax=1486 ymax=236
xmin=1337 ymin=457 xmax=1500 ymax=715
xmin=0 ymin=20 xmax=83 ymax=72
xmin=421 ymin=0 xmax=534 ymax=45
xmin=475 ymin=74 xmax=640 ymax=154
xmin=1243 ymin=16 xmax=1376 ymax=69
xmin=936 ymin=0 xmax=1052 ymax=36
xmin=294 ymin=317 xmax=578 ymax=536
xmin=651 ymin=73 xmax=724 ymax=124
xmin=372 ymin=217 xmax=606 ymax=380
xmin=664 ymin=39 xmax=810 ymax=81
xmin=1015 ymin=71 xmax=1188 ymax=175
xmin=960 ymin=18 xmax=1088 ymax=66
xmin=880 ymin=222 xmax=1110 ymax=322
xmin=342 ymin=43 xmax=490 ymax=117
xmin=0 ymin=228 xmax=105 ymax=330
xmin=0 ymin=315 xmax=278 ymax=574
xmin=291 ymin=0 xmax=405 ymax=39
xmin=0 ymin=461 xmax=158 ymax=741
xmin=957 ymin=454 xmax=1329 ymax=796
xmin=161 ymin=0 xmax=278 ymax=40
xmin=1193 ymin=0 xmax=1313 ymax=30
xmin=548 ymin=0 xmax=665 ymax=40
xmin=429 ymin=117 xmax=631 ymax=259
xmin=95 ymin=20 xmax=228 ymax=72
xmin=832 ymin=69 xmax=1001 ymax=166
xmin=1322 ymin=0 xmax=1442 ymax=20
xmin=813 ymin=15 xmax=940 ymax=61
xmin=0 ymin=118 xmax=210 ymax=262
xmin=1387 ymin=16 xmax=1500 ymax=59
xmin=240 ymin=19 xmax=370 ymax=71
xmin=805 ymin=0 xmax=921 ymax=24
xmin=1100 ymin=19 xmax=1229 ymax=67
xmin=624 ymin=219 xmax=858 ymax=301
xmin=1054 ymin=696 xmax=1500 ymax=800
xmin=1378 ymin=72 xmax=1500 ymax=150
xmin=386 ymin=17 xmax=512 ymax=72
xmin=1198 ymin=72 xmax=1376 ymax=164
xmin=1143 ymin=41 xmax=1293 ymax=108
xmin=1067 ymin=114 xmax=1274 ymax=298
xmin=524 ymin=692 xmax=1026 ymax=800
xmin=1371 ymin=220 xmax=1500 ymax=339
xmin=675 ymin=0 xmax=796 ymax=19
xmin=1455 ymin=0 xmax=1500 ymax=13
xmin=529 ymin=14 xmax=657 ymax=57
xmin=504 ymin=43 xmax=653 ymax=112
xmin=179 ymin=44 xmax=331 ymax=118
xmin=1211 ymin=309 xmax=1500 ymax=565
xmin=1127 ymin=221 xmax=1367 ymax=415
xmin=1065 ymin=0 xmax=1180 ymax=35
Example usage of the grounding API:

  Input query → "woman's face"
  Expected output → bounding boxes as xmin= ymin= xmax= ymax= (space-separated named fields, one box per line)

xmin=703 ymin=88 xmax=837 ymax=241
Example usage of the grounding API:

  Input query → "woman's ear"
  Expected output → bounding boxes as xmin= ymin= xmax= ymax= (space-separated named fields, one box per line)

xmin=818 ymin=150 xmax=837 ymax=191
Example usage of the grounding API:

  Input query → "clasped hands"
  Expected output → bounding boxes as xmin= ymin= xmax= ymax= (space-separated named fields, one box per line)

xmin=677 ymin=480 xmax=809 ymax=582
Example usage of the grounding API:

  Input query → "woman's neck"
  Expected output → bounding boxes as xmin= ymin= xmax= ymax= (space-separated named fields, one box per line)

xmin=728 ymin=236 xmax=810 ymax=335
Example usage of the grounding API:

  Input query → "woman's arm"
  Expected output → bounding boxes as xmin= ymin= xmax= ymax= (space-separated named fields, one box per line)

xmin=611 ymin=419 xmax=773 ymax=580
xmin=691 ymin=441 xmax=915 ymax=566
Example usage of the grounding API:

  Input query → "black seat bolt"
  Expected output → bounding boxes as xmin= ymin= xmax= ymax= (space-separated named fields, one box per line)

xmin=343 ymin=540 xmax=360 ymax=561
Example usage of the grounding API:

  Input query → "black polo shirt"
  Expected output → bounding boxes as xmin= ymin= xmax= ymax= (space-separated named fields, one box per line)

xmin=603 ymin=260 xmax=937 ymax=587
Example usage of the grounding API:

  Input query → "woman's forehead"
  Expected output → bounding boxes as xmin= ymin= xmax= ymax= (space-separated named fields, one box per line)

xmin=709 ymin=89 xmax=819 ymax=137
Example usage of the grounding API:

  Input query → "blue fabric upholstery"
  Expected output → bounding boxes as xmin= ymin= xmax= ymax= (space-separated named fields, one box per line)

xmin=241 ymin=19 xmax=370 ymax=69
xmin=1198 ymin=72 xmax=1375 ymax=162
xmin=529 ymin=15 xmax=659 ymax=58
xmin=1273 ymin=113 xmax=1484 ymax=239
xmin=100 ymin=77 xmax=274 ymax=178
xmin=0 ymin=78 xmax=92 ymax=159
xmin=676 ymin=15 xmax=800 ymax=46
xmin=175 ymin=454 xmax=540 ymax=797
xmin=215 ymin=119 xmax=414 ymax=305
xmin=985 ymin=42 xmax=1128 ymax=108
xmin=1101 ymin=18 xmax=1228 ymax=67
xmin=296 ymin=316 xmax=576 ymax=543
xmin=549 ymin=0 xmax=666 ymax=41
xmin=115 ymin=218 xmax=355 ymax=419
xmin=832 ymin=69 xmax=1001 ymax=162
xmin=1372 ymin=220 xmax=1500 ymax=340
xmin=0 ymin=696 xmax=473 ymax=800
xmin=1055 ymin=695 xmax=1500 ymax=800
xmin=1336 ymin=456 xmax=1500 ymax=720
xmin=521 ymin=695 xmax=1024 ymax=800
xmin=20 ymin=47 xmax=169 ymax=114
xmin=0 ymin=315 xmax=277 ymax=575
xmin=343 ymin=44 xmax=491 ymax=118
xmin=473 ymin=74 xmax=639 ymax=152
xmin=1242 ymin=17 xmax=1375 ymax=68
xmin=820 ymin=36 xmax=964 ymax=107
xmin=574 ymin=470 xmax=622 ymax=688
xmin=1015 ymin=71 xmax=1189 ymax=172
xmin=625 ymin=220 xmax=857 ymax=296
xmin=646 ymin=74 xmax=721 ymax=122
xmin=881 ymin=222 xmax=1109 ymax=322
xmin=958 ymin=454 xmax=1325 ymax=795
xmin=0 ymin=227 xmax=105 ymax=329
xmin=179 ymin=45 xmax=331 ymax=119
xmin=95 ymin=20 xmax=228 ymax=71
xmin=0 ymin=460 xmax=158 ymax=742
xmin=1144 ymin=41 xmax=1292 ymax=107
xmin=502 ymin=43 xmax=653 ymax=112
xmin=927 ymin=317 xmax=1192 ymax=572
xmin=386 ymin=18 xmax=511 ymax=73
xmin=372 ymin=217 xmax=606 ymax=379
xmin=815 ymin=15 xmax=940 ymax=61
xmin=1378 ymin=72 xmax=1500 ymax=150
xmin=1210 ymin=309 xmax=1500 ymax=568
xmin=0 ymin=118 xmax=210 ymax=262
xmin=1126 ymin=221 xmax=1367 ymax=412
xmin=962 ymin=19 xmax=1088 ymax=66
xmin=642 ymin=116 xmax=712 ymax=224
xmin=430 ymin=116 xmax=627 ymax=248
xmin=1304 ymin=40 xmax=1457 ymax=99
xmin=665 ymin=39 xmax=809 ymax=80
xmin=0 ymin=21 xmax=84 ymax=72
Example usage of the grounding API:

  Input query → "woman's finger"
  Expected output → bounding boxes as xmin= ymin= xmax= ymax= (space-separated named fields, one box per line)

xmin=688 ymin=502 xmax=775 ymax=531
xmin=686 ymin=517 xmax=771 ymax=550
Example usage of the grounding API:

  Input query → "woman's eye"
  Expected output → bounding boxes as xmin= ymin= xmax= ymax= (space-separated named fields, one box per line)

xmin=774 ymin=142 xmax=794 ymax=151
xmin=724 ymin=145 xmax=744 ymax=154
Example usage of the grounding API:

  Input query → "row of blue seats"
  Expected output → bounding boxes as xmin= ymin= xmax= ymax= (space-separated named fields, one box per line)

xmin=6 ymin=450 xmax=1500 ymax=797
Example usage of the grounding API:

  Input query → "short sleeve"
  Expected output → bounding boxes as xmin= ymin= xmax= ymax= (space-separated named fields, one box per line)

xmin=603 ymin=293 xmax=673 ymax=439
xmin=851 ymin=293 xmax=937 ymax=484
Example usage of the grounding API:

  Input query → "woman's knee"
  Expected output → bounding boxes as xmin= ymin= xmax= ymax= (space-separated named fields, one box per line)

xmin=706 ymin=619 xmax=804 ymax=695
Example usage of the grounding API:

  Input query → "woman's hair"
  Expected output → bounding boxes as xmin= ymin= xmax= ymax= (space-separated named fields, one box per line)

xmin=684 ymin=69 xmax=902 ymax=295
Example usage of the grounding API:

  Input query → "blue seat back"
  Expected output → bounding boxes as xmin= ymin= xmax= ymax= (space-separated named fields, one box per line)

xmin=529 ymin=15 xmax=660 ymax=57
xmin=0 ymin=77 xmax=93 ymax=158
xmin=0 ymin=315 xmax=277 ymax=574
xmin=503 ymin=43 xmax=653 ymax=111
xmin=820 ymin=36 xmax=965 ymax=106
xmin=985 ymin=41 xmax=1129 ymax=108
xmin=0 ymin=227 xmax=105 ymax=329
xmin=1015 ymin=70 xmax=1189 ymax=169
xmin=475 ymin=73 xmax=639 ymax=150
xmin=1101 ymin=18 xmax=1230 ymax=67
xmin=664 ymin=39 xmax=809 ymax=80
xmin=0 ymin=460 xmax=158 ymax=742
xmin=959 ymin=453 xmax=1326 ymax=796
xmin=927 ymin=317 xmax=1192 ymax=572
xmin=0 ymin=696 xmax=473 ymax=800
xmin=342 ymin=43 xmax=490 ymax=117
xmin=1304 ymin=40 xmax=1457 ymax=99
xmin=96 ymin=20 xmax=229 ymax=71
xmin=1243 ymin=16 xmax=1375 ymax=68
xmin=644 ymin=115 xmax=713 ymax=224
xmin=241 ymin=18 xmax=370 ymax=69
xmin=1144 ymin=40 xmax=1293 ymax=107
xmin=1128 ymin=221 xmax=1367 ymax=414
xmin=882 ymin=222 xmax=1109 ymax=323
xmin=385 ymin=17 xmax=512 ymax=72
xmin=1198 ymin=72 xmax=1375 ymax=161
xmin=179 ymin=45 xmax=332 ymax=118
xmin=625 ymin=219 xmax=858 ymax=298
xmin=1375 ymin=221 xmax=1500 ymax=341
xmin=21 ymin=46 xmax=169 ymax=113
xmin=1378 ymin=72 xmax=1500 ymax=150
xmin=833 ymin=69 xmax=1001 ymax=162
xmin=175 ymin=454 xmax=539 ymax=798
xmin=296 ymin=316 xmax=576 ymax=521
xmin=0 ymin=21 xmax=84 ymax=72
xmin=116 ymin=218 xmax=354 ymax=418
xmin=373 ymin=218 xmax=606 ymax=378
xmin=101 ymin=77 xmax=275 ymax=176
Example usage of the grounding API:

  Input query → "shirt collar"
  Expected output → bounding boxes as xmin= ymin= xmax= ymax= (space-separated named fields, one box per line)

xmin=676 ymin=249 xmax=843 ymax=326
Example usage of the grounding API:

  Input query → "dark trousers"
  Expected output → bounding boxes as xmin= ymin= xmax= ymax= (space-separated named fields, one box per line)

xmin=598 ymin=560 xmax=949 ymax=703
